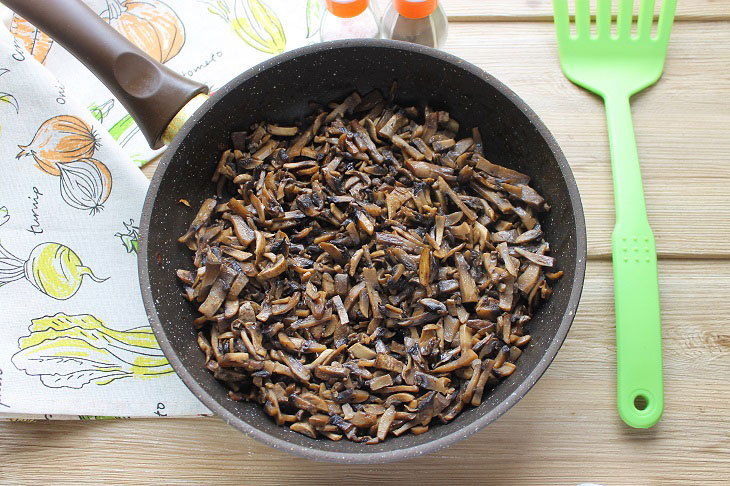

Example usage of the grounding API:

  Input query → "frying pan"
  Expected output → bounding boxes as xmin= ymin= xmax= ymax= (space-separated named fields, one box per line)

xmin=6 ymin=0 xmax=586 ymax=463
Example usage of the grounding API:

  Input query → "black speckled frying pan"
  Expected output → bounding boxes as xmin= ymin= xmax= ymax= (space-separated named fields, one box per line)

xmin=6 ymin=0 xmax=586 ymax=463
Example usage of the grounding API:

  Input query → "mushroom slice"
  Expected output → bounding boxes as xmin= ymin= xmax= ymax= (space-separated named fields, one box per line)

xmin=437 ymin=177 xmax=477 ymax=221
xmin=431 ymin=349 xmax=478 ymax=373
xmin=290 ymin=421 xmax=317 ymax=438
xmin=515 ymin=226 xmax=542 ymax=243
xmin=374 ymin=353 xmax=405 ymax=373
xmin=405 ymin=160 xmax=455 ymax=180
xmin=281 ymin=353 xmax=311 ymax=382
xmin=517 ymin=264 xmax=541 ymax=294
xmin=455 ymin=252 xmax=478 ymax=303
xmin=498 ymin=242 xmax=519 ymax=277
xmin=267 ymin=124 xmax=298 ymax=136
xmin=501 ymin=183 xmax=545 ymax=209
xmin=514 ymin=247 xmax=556 ymax=267
xmin=179 ymin=198 xmax=217 ymax=248
xmin=499 ymin=276 xmax=515 ymax=312
xmin=198 ymin=265 xmax=238 ymax=317
xmin=362 ymin=267 xmax=382 ymax=319
xmin=258 ymin=255 xmax=288 ymax=279
xmin=377 ymin=406 xmax=397 ymax=441
xmin=472 ymin=153 xmax=530 ymax=184
xmin=271 ymin=291 xmax=301 ymax=315
xmin=326 ymin=91 xmax=361 ymax=123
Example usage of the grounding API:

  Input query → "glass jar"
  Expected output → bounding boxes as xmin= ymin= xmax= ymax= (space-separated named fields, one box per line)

xmin=381 ymin=0 xmax=448 ymax=48
xmin=320 ymin=0 xmax=380 ymax=42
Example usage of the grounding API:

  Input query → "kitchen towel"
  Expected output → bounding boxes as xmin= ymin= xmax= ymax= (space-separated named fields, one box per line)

xmin=1 ymin=0 xmax=325 ymax=166
xmin=0 ymin=0 xmax=324 ymax=419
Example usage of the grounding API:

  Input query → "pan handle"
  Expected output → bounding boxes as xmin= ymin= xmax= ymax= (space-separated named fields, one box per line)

xmin=4 ymin=0 xmax=209 ymax=149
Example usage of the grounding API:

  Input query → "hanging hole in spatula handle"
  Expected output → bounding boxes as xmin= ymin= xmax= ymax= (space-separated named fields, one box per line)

xmin=3 ymin=0 xmax=208 ymax=149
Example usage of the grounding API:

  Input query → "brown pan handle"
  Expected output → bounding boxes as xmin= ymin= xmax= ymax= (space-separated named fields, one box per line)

xmin=3 ymin=0 xmax=208 ymax=149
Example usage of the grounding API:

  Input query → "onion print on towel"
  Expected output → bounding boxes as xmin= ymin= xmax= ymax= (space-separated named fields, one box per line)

xmin=0 ymin=241 xmax=107 ymax=300
xmin=202 ymin=0 xmax=286 ymax=54
xmin=101 ymin=0 xmax=185 ymax=64
xmin=12 ymin=313 xmax=173 ymax=389
xmin=17 ymin=115 xmax=112 ymax=214
xmin=9 ymin=15 xmax=54 ymax=64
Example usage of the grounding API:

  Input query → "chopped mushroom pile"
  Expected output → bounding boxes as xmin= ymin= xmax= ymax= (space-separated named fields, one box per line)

xmin=177 ymin=87 xmax=561 ymax=443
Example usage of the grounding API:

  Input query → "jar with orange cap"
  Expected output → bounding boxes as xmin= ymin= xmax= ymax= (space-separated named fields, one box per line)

xmin=320 ymin=0 xmax=380 ymax=42
xmin=381 ymin=0 xmax=448 ymax=48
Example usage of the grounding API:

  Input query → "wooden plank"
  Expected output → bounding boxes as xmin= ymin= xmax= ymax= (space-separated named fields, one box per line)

xmin=443 ymin=21 xmax=730 ymax=258
xmin=438 ymin=22 xmax=730 ymax=256
xmin=440 ymin=0 xmax=730 ymax=22
xmin=2 ymin=259 xmax=728 ymax=484
xmin=144 ymin=21 xmax=730 ymax=259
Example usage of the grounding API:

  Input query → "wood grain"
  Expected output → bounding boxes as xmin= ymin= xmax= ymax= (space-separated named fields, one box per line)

xmin=144 ymin=21 xmax=730 ymax=259
xmin=2 ymin=260 xmax=728 ymax=485
xmin=444 ymin=21 xmax=730 ymax=259
xmin=440 ymin=0 xmax=730 ymax=22
xmin=22 ymin=9 xmax=726 ymax=485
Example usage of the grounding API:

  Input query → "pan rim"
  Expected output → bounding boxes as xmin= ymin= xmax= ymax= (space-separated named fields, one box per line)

xmin=139 ymin=38 xmax=587 ymax=464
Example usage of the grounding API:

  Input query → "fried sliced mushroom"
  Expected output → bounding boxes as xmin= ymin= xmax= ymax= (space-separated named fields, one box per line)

xmin=514 ymin=247 xmax=556 ymax=267
xmin=178 ymin=90 xmax=559 ymax=444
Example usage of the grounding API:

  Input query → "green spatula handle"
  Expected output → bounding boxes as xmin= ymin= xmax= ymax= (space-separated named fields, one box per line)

xmin=605 ymin=93 xmax=664 ymax=428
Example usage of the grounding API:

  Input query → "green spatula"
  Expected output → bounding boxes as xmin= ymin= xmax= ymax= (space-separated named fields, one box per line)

xmin=552 ymin=0 xmax=676 ymax=428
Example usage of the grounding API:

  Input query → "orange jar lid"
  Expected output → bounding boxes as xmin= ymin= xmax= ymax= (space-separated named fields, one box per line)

xmin=326 ymin=0 xmax=369 ymax=18
xmin=393 ymin=0 xmax=438 ymax=19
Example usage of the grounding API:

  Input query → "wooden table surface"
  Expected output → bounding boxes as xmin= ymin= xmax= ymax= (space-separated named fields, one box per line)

xmin=3 ymin=1 xmax=729 ymax=484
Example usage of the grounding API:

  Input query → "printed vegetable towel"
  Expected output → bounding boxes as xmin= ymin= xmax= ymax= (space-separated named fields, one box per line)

xmin=0 ymin=0 xmax=326 ymax=167
xmin=0 ymin=27 xmax=210 ymax=418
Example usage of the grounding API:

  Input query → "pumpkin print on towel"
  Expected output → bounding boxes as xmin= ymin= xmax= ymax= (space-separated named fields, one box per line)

xmin=101 ymin=0 xmax=185 ymax=64
xmin=12 ymin=313 xmax=173 ymax=389
xmin=9 ymin=15 xmax=54 ymax=65
xmin=0 ymin=241 xmax=107 ymax=300
xmin=17 ymin=115 xmax=112 ymax=214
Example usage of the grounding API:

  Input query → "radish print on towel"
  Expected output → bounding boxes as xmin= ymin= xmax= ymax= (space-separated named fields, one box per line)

xmin=17 ymin=116 xmax=112 ymax=214
xmin=0 ymin=241 xmax=107 ymax=300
